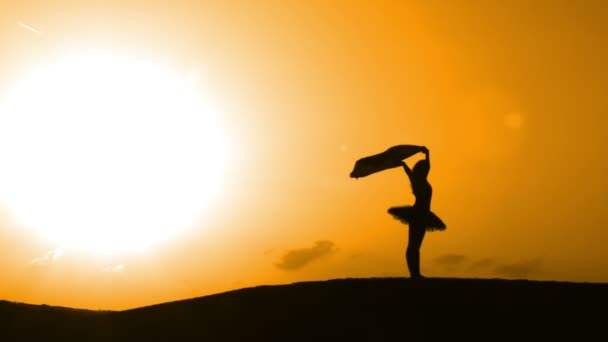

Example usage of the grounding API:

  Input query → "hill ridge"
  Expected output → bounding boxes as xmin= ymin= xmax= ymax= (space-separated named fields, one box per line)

xmin=2 ymin=277 xmax=606 ymax=340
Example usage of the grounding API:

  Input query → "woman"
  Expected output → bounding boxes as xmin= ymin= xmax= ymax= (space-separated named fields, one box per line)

xmin=388 ymin=147 xmax=446 ymax=279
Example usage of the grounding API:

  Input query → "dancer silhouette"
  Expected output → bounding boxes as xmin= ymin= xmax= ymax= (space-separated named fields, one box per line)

xmin=387 ymin=147 xmax=445 ymax=279
xmin=350 ymin=144 xmax=445 ymax=279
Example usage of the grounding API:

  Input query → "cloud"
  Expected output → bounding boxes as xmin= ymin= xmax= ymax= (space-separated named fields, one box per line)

xmin=350 ymin=252 xmax=365 ymax=259
xmin=29 ymin=248 xmax=63 ymax=267
xmin=493 ymin=258 xmax=542 ymax=279
xmin=467 ymin=258 xmax=497 ymax=271
xmin=275 ymin=240 xmax=336 ymax=271
xmin=101 ymin=264 xmax=125 ymax=273
xmin=434 ymin=254 xmax=467 ymax=269
xmin=436 ymin=255 xmax=543 ymax=279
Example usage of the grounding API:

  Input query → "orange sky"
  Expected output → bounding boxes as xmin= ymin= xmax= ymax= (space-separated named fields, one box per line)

xmin=0 ymin=0 xmax=607 ymax=310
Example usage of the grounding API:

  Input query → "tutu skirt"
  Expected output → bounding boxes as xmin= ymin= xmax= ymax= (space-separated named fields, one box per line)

xmin=387 ymin=206 xmax=446 ymax=231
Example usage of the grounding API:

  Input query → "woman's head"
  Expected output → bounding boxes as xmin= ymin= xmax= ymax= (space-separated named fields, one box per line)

xmin=412 ymin=159 xmax=430 ymax=179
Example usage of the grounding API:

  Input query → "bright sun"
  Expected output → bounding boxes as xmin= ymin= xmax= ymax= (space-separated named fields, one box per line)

xmin=0 ymin=53 xmax=230 ymax=254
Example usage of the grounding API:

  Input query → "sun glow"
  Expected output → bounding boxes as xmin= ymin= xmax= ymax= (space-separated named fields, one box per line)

xmin=0 ymin=53 xmax=230 ymax=254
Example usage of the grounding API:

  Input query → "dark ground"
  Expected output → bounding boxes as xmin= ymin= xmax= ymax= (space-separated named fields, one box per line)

xmin=2 ymin=277 xmax=607 ymax=340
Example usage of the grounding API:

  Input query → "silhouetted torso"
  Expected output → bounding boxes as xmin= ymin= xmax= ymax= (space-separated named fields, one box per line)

xmin=412 ymin=179 xmax=432 ymax=214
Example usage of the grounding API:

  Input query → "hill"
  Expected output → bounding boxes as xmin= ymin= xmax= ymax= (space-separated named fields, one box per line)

xmin=2 ymin=277 xmax=607 ymax=340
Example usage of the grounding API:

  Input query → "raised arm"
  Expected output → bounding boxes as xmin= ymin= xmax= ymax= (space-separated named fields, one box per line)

xmin=400 ymin=161 xmax=414 ymax=183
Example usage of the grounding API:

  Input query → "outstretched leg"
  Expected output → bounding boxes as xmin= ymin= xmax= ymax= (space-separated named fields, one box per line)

xmin=406 ymin=226 xmax=426 ymax=279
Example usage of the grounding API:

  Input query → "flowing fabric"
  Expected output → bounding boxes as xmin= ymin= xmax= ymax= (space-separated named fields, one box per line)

xmin=387 ymin=206 xmax=446 ymax=231
xmin=350 ymin=145 xmax=425 ymax=179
